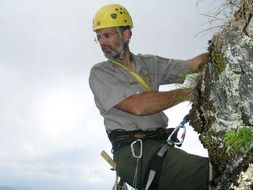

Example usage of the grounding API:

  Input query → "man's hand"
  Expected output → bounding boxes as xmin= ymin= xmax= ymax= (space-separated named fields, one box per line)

xmin=187 ymin=52 xmax=209 ymax=72
xmin=181 ymin=73 xmax=200 ymax=89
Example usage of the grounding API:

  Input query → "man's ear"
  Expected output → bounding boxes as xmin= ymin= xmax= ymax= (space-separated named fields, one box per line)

xmin=123 ymin=29 xmax=132 ymax=41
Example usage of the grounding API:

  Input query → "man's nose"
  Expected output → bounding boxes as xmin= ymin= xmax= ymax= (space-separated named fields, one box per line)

xmin=98 ymin=37 xmax=110 ymax=46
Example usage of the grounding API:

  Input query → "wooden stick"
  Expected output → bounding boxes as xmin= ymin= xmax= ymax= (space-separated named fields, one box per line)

xmin=101 ymin=150 xmax=117 ymax=169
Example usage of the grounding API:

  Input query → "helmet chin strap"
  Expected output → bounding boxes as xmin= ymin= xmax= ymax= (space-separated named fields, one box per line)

xmin=118 ymin=43 xmax=127 ymax=60
xmin=117 ymin=27 xmax=129 ymax=60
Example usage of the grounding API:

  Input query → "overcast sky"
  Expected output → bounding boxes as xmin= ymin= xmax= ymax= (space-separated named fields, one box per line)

xmin=0 ymin=0 xmax=224 ymax=189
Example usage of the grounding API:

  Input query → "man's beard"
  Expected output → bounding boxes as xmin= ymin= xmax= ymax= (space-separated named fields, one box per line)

xmin=102 ymin=43 xmax=125 ymax=59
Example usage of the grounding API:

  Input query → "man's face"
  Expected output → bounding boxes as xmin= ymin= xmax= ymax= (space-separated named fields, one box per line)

xmin=95 ymin=27 xmax=124 ymax=59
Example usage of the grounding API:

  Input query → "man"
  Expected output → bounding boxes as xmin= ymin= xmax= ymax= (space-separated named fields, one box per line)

xmin=89 ymin=4 xmax=211 ymax=190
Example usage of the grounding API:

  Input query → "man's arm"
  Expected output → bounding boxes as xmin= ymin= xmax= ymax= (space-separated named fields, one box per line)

xmin=116 ymin=88 xmax=193 ymax=116
xmin=116 ymin=52 xmax=209 ymax=116
xmin=187 ymin=52 xmax=209 ymax=72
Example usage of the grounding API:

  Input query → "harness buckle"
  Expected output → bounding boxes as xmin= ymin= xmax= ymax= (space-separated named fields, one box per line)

xmin=134 ymin=133 xmax=146 ymax=139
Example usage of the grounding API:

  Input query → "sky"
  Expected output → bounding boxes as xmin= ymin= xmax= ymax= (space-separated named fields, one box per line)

xmin=0 ymin=0 xmax=224 ymax=189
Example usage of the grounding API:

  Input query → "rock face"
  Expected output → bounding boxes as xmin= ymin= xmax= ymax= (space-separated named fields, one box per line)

xmin=189 ymin=1 xmax=253 ymax=189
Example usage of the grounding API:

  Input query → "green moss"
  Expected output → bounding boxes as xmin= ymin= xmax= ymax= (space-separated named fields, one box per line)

xmin=224 ymin=127 xmax=253 ymax=153
xmin=211 ymin=50 xmax=227 ymax=80
xmin=202 ymin=130 xmax=230 ymax=172
xmin=189 ymin=46 xmax=217 ymax=133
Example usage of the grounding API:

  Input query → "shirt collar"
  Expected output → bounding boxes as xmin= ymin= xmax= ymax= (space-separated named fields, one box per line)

xmin=131 ymin=53 xmax=149 ymax=75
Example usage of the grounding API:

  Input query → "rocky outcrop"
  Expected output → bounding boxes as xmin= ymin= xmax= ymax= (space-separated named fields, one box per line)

xmin=189 ymin=0 xmax=253 ymax=189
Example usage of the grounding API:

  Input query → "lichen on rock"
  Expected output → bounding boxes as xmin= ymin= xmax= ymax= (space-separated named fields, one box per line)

xmin=189 ymin=0 xmax=253 ymax=189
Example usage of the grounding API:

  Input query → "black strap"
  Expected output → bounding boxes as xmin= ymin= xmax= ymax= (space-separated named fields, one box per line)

xmin=143 ymin=144 xmax=172 ymax=190
xmin=108 ymin=128 xmax=178 ymax=152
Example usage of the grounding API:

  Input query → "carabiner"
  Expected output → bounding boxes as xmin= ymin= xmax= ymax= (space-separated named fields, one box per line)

xmin=167 ymin=114 xmax=189 ymax=147
xmin=174 ymin=125 xmax=186 ymax=146
xmin=130 ymin=139 xmax=143 ymax=159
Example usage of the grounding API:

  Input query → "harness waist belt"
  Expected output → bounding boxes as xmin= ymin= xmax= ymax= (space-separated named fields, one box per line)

xmin=108 ymin=128 xmax=179 ymax=152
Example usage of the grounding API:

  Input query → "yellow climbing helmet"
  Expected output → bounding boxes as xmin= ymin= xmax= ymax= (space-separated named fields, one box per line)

xmin=92 ymin=4 xmax=133 ymax=31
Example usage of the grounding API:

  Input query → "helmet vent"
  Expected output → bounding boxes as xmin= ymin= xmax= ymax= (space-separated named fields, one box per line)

xmin=111 ymin=13 xmax=117 ymax=19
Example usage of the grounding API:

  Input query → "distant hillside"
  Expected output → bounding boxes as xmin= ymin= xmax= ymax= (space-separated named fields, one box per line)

xmin=0 ymin=187 xmax=31 ymax=190
xmin=0 ymin=187 xmax=14 ymax=190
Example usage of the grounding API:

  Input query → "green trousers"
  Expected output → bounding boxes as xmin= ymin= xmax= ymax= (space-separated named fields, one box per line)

xmin=113 ymin=140 xmax=209 ymax=190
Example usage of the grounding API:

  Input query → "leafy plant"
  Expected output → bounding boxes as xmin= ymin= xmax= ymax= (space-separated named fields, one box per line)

xmin=224 ymin=127 xmax=253 ymax=152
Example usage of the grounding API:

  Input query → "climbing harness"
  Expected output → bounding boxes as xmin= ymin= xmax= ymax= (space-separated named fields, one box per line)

xmin=102 ymin=114 xmax=190 ymax=190
xmin=108 ymin=128 xmax=173 ymax=153
xmin=143 ymin=144 xmax=171 ymax=190
xmin=143 ymin=114 xmax=190 ymax=190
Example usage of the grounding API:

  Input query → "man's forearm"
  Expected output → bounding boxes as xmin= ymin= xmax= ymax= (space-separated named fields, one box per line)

xmin=187 ymin=52 xmax=209 ymax=72
xmin=116 ymin=88 xmax=193 ymax=115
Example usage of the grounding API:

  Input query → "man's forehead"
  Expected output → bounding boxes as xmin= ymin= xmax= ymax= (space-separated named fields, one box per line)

xmin=96 ymin=27 xmax=117 ymax=34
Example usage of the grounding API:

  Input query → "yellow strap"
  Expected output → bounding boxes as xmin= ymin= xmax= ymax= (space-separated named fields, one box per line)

xmin=111 ymin=60 xmax=152 ymax=92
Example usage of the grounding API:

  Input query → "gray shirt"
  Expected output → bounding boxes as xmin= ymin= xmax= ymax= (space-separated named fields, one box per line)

xmin=89 ymin=53 xmax=188 ymax=133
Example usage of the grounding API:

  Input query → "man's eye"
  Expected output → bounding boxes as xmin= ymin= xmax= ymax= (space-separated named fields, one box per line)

xmin=103 ymin=33 xmax=110 ymax=38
